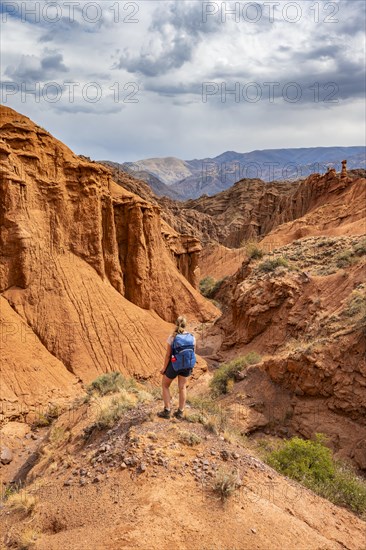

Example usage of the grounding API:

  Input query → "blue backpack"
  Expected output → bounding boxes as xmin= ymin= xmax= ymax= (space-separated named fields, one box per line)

xmin=171 ymin=333 xmax=196 ymax=372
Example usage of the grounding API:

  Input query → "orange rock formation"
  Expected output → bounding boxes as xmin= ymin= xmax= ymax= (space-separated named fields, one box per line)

xmin=0 ymin=106 xmax=217 ymax=419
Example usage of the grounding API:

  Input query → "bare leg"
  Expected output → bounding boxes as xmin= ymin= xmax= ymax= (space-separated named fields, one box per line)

xmin=162 ymin=375 xmax=173 ymax=409
xmin=177 ymin=376 xmax=188 ymax=411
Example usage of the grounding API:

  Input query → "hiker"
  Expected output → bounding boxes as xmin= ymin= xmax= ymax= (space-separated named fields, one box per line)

xmin=157 ymin=316 xmax=196 ymax=419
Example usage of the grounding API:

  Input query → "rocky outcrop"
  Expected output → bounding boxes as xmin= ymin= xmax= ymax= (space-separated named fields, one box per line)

xmin=0 ymin=106 xmax=217 ymax=419
xmin=101 ymin=161 xmax=158 ymax=204
xmin=0 ymin=445 xmax=13 ymax=465
xmin=160 ymin=223 xmax=201 ymax=289
xmin=261 ymin=170 xmax=366 ymax=246
xmin=112 ymin=192 xmax=206 ymax=314
xmin=3 ymin=394 xmax=365 ymax=550
xmin=219 ymin=236 xmax=366 ymax=415
xmin=182 ymin=179 xmax=297 ymax=247
xmin=211 ymin=235 xmax=366 ymax=468
xmin=100 ymin=162 xmax=204 ymax=291
xmin=154 ymin=169 xmax=365 ymax=250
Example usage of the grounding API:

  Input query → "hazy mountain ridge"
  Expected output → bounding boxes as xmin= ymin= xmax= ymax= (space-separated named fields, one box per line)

xmin=123 ymin=156 xmax=192 ymax=187
xmin=121 ymin=147 xmax=366 ymax=199
xmin=102 ymin=160 xmax=183 ymax=200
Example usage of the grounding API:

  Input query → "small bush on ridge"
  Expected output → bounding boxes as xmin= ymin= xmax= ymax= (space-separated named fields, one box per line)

xmin=212 ymin=468 xmax=241 ymax=502
xmin=199 ymin=276 xmax=226 ymax=298
xmin=6 ymin=490 xmax=36 ymax=515
xmin=95 ymin=392 xmax=135 ymax=429
xmin=245 ymin=241 xmax=264 ymax=260
xmin=258 ymin=257 xmax=289 ymax=273
xmin=335 ymin=250 xmax=355 ymax=268
xmin=354 ymin=239 xmax=366 ymax=257
xmin=87 ymin=372 xmax=136 ymax=396
xmin=178 ymin=430 xmax=201 ymax=446
xmin=210 ymin=353 xmax=261 ymax=395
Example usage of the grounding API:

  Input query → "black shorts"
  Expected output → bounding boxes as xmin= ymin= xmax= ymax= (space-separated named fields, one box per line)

xmin=164 ymin=362 xmax=193 ymax=380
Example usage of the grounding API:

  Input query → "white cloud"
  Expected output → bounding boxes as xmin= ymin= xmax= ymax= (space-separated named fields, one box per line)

xmin=0 ymin=0 xmax=365 ymax=160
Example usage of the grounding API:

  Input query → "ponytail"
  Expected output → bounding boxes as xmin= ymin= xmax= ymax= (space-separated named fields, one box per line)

xmin=173 ymin=315 xmax=187 ymax=336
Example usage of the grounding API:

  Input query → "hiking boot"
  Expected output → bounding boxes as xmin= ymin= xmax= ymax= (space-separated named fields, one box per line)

xmin=173 ymin=409 xmax=184 ymax=419
xmin=157 ymin=408 xmax=171 ymax=419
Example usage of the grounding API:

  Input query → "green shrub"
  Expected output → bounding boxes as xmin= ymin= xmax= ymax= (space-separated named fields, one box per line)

xmin=142 ymin=383 xmax=161 ymax=401
xmin=135 ymin=390 xmax=154 ymax=404
xmin=6 ymin=490 xmax=36 ymax=515
xmin=17 ymin=528 xmax=39 ymax=550
xmin=266 ymin=434 xmax=366 ymax=516
xmin=31 ymin=403 xmax=62 ymax=428
xmin=199 ymin=276 xmax=215 ymax=297
xmin=204 ymin=411 xmax=229 ymax=434
xmin=87 ymin=372 xmax=136 ymax=396
xmin=354 ymin=239 xmax=366 ymax=257
xmin=317 ymin=465 xmax=366 ymax=515
xmin=178 ymin=430 xmax=201 ymax=446
xmin=185 ymin=411 xmax=208 ymax=425
xmin=266 ymin=434 xmax=335 ymax=483
xmin=199 ymin=276 xmax=225 ymax=298
xmin=213 ymin=278 xmax=226 ymax=293
xmin=45 ymin=404 xmax=61 ymax=419
xmin=49 ymin=426 xmax=69 ymax=445
xmin=343 ymin=291 xmax=365 ymax=317
xmin=245 ymin=241 xmax=264 ymax=260
xmin=212 ymin=468 xmax=241 ymax=502
xmin=32 ymin=413 xmax=51 ymax=428
xmin=335 ymin=250 xmax=355 ymax=268
xmin=187 ymin=396 xmax=220 ymax=414
xmin=202 ymin=416 xmax=220 ymax=435
xmin=210 ymin=353 xmax=261 ymax=396
xmin=258 ymin=257 xmax=289 ymax=273
xmin=95 ymin=392 xmax=135 ymax=429
xmin=186 ymin=396 xmax=228 ymax=433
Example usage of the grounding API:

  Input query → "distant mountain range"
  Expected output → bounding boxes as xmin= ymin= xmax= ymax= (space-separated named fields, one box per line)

xmin=101 ymin=160 xmax=182 ymax=200
xmin=115 ymin=147 xmax=366 ymax=200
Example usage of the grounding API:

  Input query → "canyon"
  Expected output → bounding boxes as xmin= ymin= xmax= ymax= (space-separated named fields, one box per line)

xmin=0 ymin=105 xmax=217 ymax=421
xmin=0 ymin=106 xmax=365 ymax=549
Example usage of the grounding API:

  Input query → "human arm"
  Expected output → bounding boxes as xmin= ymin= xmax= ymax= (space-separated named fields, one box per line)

xmin=160 ymin=343 xmax=172 ymax=375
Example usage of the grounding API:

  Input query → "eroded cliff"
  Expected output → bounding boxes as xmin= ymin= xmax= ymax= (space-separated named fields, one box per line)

xmin=206 ymin=234 xmax=366 ymax=469
xmin=0 ymin=106 xmax=217 ymax=419
xmin=156 ymin=168 xmax=365 ymax=251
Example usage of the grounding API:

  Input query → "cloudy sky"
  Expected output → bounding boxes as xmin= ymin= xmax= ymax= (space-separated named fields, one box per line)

xmin=1 ymin=0 xmax=365 ymax=161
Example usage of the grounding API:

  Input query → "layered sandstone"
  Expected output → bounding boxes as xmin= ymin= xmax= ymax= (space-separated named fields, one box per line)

xmin=0 ymin=106 xmax=217 ymax=419
xmin=194 ymin=161 xmax=366 ymax=469
xmin=209 ymin=235 xmax=366 ymax=468
xmin=180 ymin=179 xmax=296 ymax=247
xmin=155 ymin=169 xmax=365 ymax=252
xmin=260 ymin=169 xmax=366 ymax=246
xmin=101 ymin=161 xmax=203 ymax=290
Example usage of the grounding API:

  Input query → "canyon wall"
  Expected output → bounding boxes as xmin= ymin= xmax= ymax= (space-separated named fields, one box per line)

xmin=211 ymin=232 xmax=366 ymax=468
xmin=0 ymin=106 xmax=217 ymax=419
xmin=157 ymin=169 xmax=365 ymax=250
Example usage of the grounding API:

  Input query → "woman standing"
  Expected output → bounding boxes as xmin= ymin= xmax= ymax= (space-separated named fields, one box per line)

xmin=158 ymin=316 xmax=196 ymax=419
